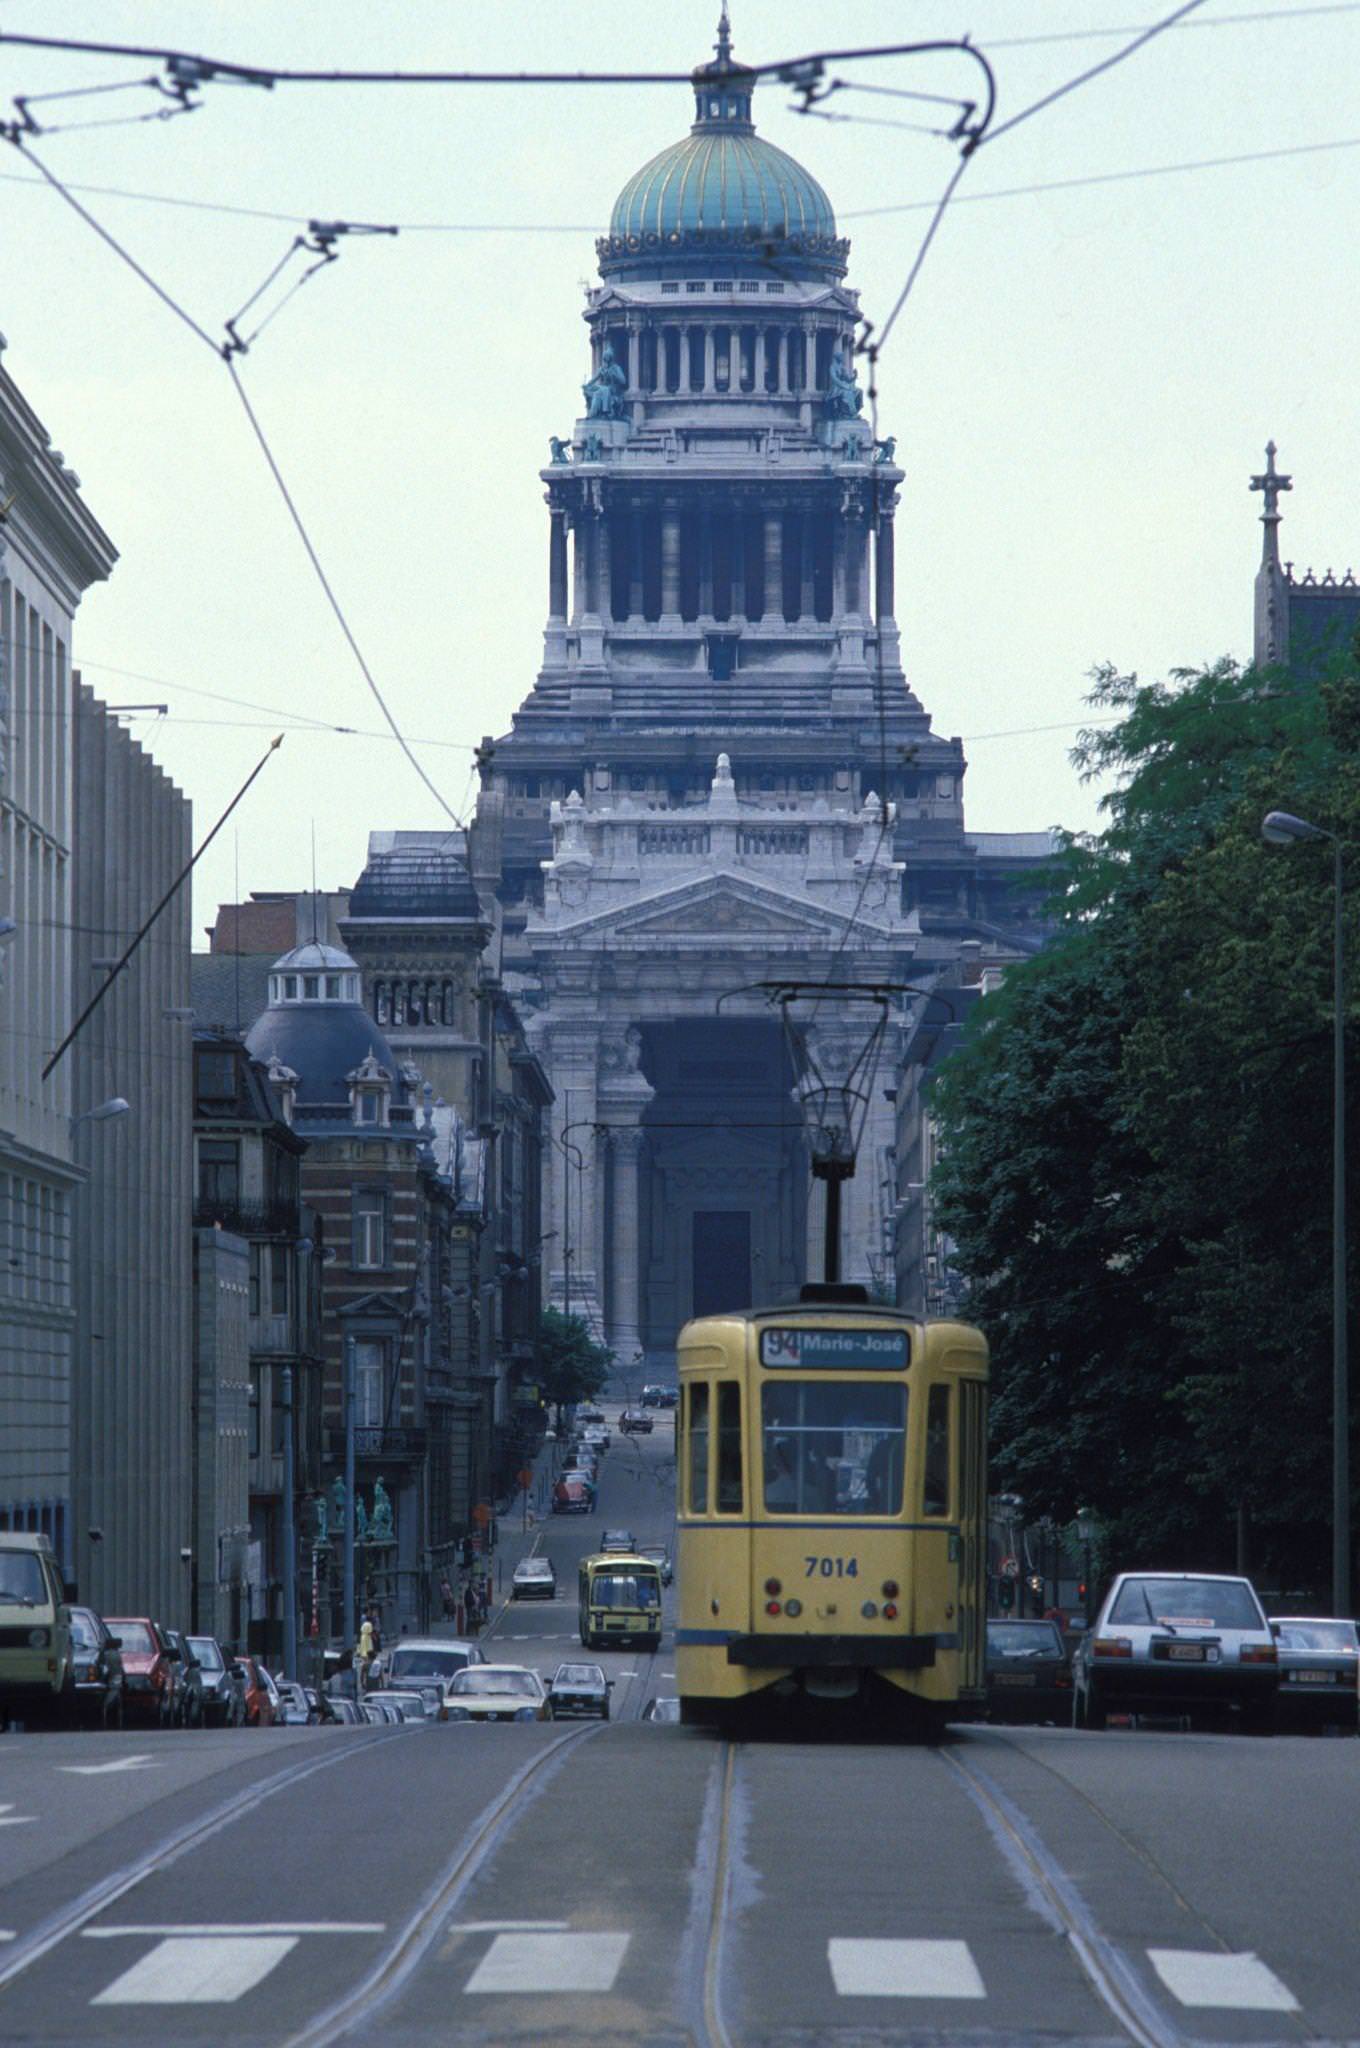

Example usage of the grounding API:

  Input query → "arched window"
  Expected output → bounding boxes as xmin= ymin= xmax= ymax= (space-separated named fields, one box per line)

xmin=391 ymin=983 xmax=406 ymax=1026
xmin=375 ymin=981 xmax=390 ymax=1025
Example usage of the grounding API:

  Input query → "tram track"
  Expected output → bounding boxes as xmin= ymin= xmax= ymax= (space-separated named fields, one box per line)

xmin=0 ymin=1727 xmax=408 ymax=1998
xmin=695 ymin=1739 xmax=739 ymax=2048
xmin=279 ymin=1718 xmax=601 ymax=2047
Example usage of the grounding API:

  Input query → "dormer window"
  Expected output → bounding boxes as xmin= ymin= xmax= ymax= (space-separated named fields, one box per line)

xmin=284 ymin=975 xmax=298 ymax=999
xmin=303 ymin=975 xmax=319 ymax=999
xmin=347 ymin=1050 xmax=392 ymax=1129
xmin=325 ymin=975 xmax=341 ymax=999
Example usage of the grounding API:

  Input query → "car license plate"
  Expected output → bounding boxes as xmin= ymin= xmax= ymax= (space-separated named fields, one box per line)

xmin=1290 ymin=1670 xmax=1336 ymax=1684
xmin=995 ymin=1673 xmax=1037 ymax=1686
xmin=1167 ymin=1644 xmax=1206 ymax=1661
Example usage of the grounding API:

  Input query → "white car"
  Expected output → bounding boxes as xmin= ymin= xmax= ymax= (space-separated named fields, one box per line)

xmin=512 ymin=1557 xmax=557 ymax=1600
xmin=443 ymin=1664 xmax=552 ymax=1723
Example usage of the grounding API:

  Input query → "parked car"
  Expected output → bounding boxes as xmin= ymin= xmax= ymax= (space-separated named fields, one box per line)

xmin=1270 ymin=1617 xmax=1359 ymax=1730
xmin=163 ymin=1631 xmax=208 ymax=1728
xmin=0 ymin=1533 xmax=76 ymax=1729
xmin=554 ymin=1479 xmax=592 ymax=1516
xmin=642 ymin=1695 xmax=681 ymax=1722
xmin=621 ymin=1410 xmax=655 ymax=1434
xmin=601 ymin=1529 xmax=636 ymax=1553
xmin=641 ymin=1385 xmax=665 ymax=1407
xmin=362 ymin=1698 xmax=402 ymax=1724
xmin=361 ymin=1688 xmax=428 ymax=1723
xmin=69 ymin=1606 xmax=125 ymax=1730
xmin=325 ymin=1696 xmax=363 ymax=1725
xmin=576 ymin=1405 xmax=605 ymax=1424
xmin=273 ymin=1679 xmax=313 ymax=1726
xmin=638 ymin=1545 xmax=673 ymax=1587
xmin=548 ymin=1661 xmax=612 ymax=1719
xmin=512 ymin=1557 xmax=558 ymax=1601
xmin=985 ymin=1618 xmax=1072 ymax=1723
xmin=232 ymin=1653 xmax=276 ymax=1727
xmin=185 ymin=1636 xmax=245 ymax=1727
xmin=444 ymin=1665 xmax=552 ymax=1723
xmin=1072 ymin=1573 xmax=1279 ymax=1732
xmin=655 ymin=1387 xmax=679 ymax=1410
xmin=105 ymin=1617 xmax=177 ymax=1727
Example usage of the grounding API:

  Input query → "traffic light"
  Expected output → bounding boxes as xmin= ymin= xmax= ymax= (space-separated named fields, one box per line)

xmin=997 ymin=1576 xmax=1015 ymax=1613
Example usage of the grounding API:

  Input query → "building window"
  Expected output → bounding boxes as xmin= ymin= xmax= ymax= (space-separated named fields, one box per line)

xmin=352 ymin=1190 xmax=387 ymax=1269
xmin=195 ymin=1049 xmax=236 ymax=1105
xmin=249 ymin=1367 xmax=262 ymax=1456
xmin=303 ymin=974 xmax=319 ymax=998
xmin=198 ymin=1139 xmax=239 ymax=1209
xmin=325 ymin=974 xmax=341 ymax=999
xmin=355 ymin=1339 xmax=385 ymax=1427
xmin=249 ymin=1243 xmax=262 ymax=1317
xmin=441 ymin=982 xmax=455 ymax=1026
xmin=270 ymin=1244 xmax=289 ymax=1316
xmin=360 ymin=1093 xmax=380 ymax=1125
xmin=375 ymin=981 xmax=390 ymax=1025
xmin=284 ymin=975 xmax=298 ymax=999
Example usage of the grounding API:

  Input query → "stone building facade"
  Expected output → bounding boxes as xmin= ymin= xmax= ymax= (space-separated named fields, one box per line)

xmin=0 ymin=348 xmax=116 ymax=1572
xmin=471 ymin=24 xmax=1054 ymax=1364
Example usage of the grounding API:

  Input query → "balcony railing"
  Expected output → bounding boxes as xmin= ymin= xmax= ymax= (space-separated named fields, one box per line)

xmin=194 ymin=1196 xmax=302 ymax=1237
xmin=325 ymin=1426 xmax=427 ymax=1461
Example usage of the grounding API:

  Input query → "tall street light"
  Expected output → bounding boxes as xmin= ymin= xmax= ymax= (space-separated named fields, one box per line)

xmin=1262 ymin=809 xmax=1349 ymax=1614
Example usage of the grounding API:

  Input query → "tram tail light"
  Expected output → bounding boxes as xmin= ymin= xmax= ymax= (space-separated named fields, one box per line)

xmin=1092 ymin=1636 xmax=1133 ymax=1659
xmin=883 ymin=1602 xmax=899 ymax=1620
xmin=765 ymin=1599 xmax=782 ymax=1616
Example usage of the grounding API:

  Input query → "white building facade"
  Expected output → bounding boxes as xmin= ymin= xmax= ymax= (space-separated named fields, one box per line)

xmin=0 ymin=344 xmax=116 ymax=1569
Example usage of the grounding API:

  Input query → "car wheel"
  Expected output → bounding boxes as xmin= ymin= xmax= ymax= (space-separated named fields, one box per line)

xmin=601 ymin=1702 xmax=610 ymax=1721
xmin=1075 ymin=1681 xmax=1107 ymax=1731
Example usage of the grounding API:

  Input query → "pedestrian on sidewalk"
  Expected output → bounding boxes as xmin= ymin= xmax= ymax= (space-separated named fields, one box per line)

xmin=440 ymin=1573 xmax=457 ymax=1623
xmin=355 ymin=1613 xmax=375 ymax=1695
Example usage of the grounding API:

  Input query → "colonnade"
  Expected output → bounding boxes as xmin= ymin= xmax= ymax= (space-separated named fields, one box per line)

xmin=548 ymin=497 xmax=892 ymax=630
xmin=598 ymin=315 xmax=850 ymax=402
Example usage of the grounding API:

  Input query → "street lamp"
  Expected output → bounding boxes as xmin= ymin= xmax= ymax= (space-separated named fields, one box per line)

xmin=72 ymin=1096 xmax=130 ymax=1128
xmin=1261 ymin=810 xmax=1349 ymax=1615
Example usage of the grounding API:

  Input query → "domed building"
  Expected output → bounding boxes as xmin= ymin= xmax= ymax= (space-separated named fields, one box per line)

xmin=459 ymin=15 xmax=1056 ymax=1359
xmin=245 ymin=941 xmax=466 ymax=1637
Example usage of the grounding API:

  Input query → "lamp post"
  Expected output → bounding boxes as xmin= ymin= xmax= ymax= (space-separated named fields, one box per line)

xmin=281 ymin=1364 xmax=297 ymax=1681
xmin=343 ymin=1334 xmax=356 ymax=1655
xmin=1262 ymin=810 xmax=1349 ymax=1614
xmin=1075 ymin=1508 xmax=1098 ymax=1627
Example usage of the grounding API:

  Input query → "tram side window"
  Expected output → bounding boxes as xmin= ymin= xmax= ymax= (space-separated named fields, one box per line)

xmin=716 ymin=1382 xmax=742 ymax=1513
xmin=688 ymin=1382 xmax=710 ymax=1513
xmin=923 ymin=1383 xmax=951 ymax=1516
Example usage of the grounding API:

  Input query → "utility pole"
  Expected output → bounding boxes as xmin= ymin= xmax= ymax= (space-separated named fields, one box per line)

xmin=343 ymin=1334 xmax=356 ymax=1652
xmin=281 ymin=1364 xmax=297 ymax=1681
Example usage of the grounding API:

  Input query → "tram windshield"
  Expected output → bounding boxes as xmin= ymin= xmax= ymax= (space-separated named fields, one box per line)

xmin=761 ymin=1381 xmax=907 ymax=1515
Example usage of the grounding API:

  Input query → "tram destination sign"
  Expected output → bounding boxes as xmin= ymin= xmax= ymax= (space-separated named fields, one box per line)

xmin=759 ymin=1326 xmax=910 ymax=1370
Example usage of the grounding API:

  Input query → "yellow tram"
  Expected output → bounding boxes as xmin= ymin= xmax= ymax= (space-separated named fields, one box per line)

xmin=675 ymin=1286 xmax=988 ymax=1731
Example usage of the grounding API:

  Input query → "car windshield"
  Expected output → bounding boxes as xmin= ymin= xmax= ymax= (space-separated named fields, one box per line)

xmin=1108 ymin=1578 xmax=1264 ymax=1630
xmin=451 ymin=1669 xmax=540 ymax=1698
xmin=761 ymin=1381 xmax=907 ymax=1515
xmin=1275 ymin=1620 xmax=1359 ymax=1652
xmin=518 ymin=1561 xmax=552 ymax=1576
xmin=391 ymin=1648 xmax=473 ymax=1683
xmin=639 ymin=1547 xmax=666 ymax=1563
xmin=108 ymin=1621 xmax=157 ymax=1654
xmin=988 ymin=1623 xmax=1063 ymax=1656
xmin=602 ymin=1533 xmax=633 ymax=1549
xmin=554 ymin=1665 xmax=604 ymax=1686
xmin=187 ymin=1637 xmax=224 ymax=1671
xmin=0 ymin=1551 xmax=47 ymax=1606
xmin=70 ymin=1610 xmax=102 ymax=1648
xmin=591 ymin=1573 xmax=654 ymax=1609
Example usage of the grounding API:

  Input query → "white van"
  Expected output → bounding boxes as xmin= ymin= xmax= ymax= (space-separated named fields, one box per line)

xmin=0 ymin=1531 xmax=74 ymax=1726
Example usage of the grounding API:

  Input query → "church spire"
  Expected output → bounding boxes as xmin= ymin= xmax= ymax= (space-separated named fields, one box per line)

xmin=1251 ymin=439 xmax=1292 ymax=668
xmin=1250 ymin=438 xmax=1292 ymax=570
xmin=715 ymin=4 xmax=733 ymax=66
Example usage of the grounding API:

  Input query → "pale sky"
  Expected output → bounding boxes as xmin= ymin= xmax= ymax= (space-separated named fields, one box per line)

xmin=3 ymin=1 xmax=1356 ymax=940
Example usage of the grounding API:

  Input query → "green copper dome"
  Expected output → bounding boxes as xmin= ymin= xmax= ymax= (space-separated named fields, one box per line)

xmin=597 ymin=19 xmax=846 ymax=282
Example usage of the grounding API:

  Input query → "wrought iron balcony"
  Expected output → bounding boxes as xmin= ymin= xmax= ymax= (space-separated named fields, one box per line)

xmin=325 ymin=1425 xmax=427 ymax=1462
xmin=193 ymin=1196 xmax=303 ymax=1237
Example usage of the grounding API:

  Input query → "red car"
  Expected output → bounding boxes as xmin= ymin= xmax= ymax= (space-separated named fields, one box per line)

xmin=104 ymin=1617 xmax=176 ymax=1727
xmin=553 ymin=1478 xmax=591 ymax=1515
xmin=231 ymin=1654 xmax=276 ymax=1726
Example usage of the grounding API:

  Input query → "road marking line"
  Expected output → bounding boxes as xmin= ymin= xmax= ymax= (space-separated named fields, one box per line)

xmin=828 ymin=1938 xmax=986 ymax=1999
xmin=449 ymin=1921 xmax=570 ymax=1935
xmin=0 ymin=1932 xmax=15 ymax=1942
xmin=466 ymin=1931 xmax=630 ymax=1994
xmin=86 ymin=1923 xmax=385 ymax=1937
xmin=0 ymin=1804 xmax=36 ymax=1827
xmin=1147 ymin=1949 xmax=1298 ymax=2012
xmin=58 ymin=1755 xmax=158 ymax=1776
xmin=92 ymin=1934 xmax=298 ymax=2004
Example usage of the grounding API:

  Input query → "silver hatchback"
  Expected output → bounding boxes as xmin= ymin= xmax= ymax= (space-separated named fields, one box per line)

xmin=1072 ymin=1572 xmax=1279 ymax=1732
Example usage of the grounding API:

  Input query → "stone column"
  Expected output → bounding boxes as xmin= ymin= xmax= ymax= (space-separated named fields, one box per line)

xmin=660 ymin=500 xmax=682 ymax=628
xmin=582 ymin=508 xmax=602 ymax=624
xmin=570 ymin=512 xmax=587 ymax=625
xmin=548 ymin=507 xmax=568 ymax=621
xmin=607 ymin=1125 xmax=646 ymax=1364
xmin=799 ymin=509 xmax=816 ymax=622
xmin=754 ymin=328 xmax=766 ymax=393
xmin=698 ymin=505 xmax=714 ymax=619
xmin=628 ymin=504 xmax=645 ymax=622
xmin=875 ymin=508 xmax=896 ymax=625
xmin=704 ymin=326 xmax=716 ymax=394
xmin=761 ymin=506 xmax=784 ymax=626
xmin=730 ymin=506 xmax=746 ymax=621
xmin=625 ymin=321 xmax=639 ymax=395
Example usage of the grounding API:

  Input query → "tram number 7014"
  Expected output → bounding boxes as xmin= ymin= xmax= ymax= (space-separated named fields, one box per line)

xmin=804 ymin=1556 xmax=858 ymax=1578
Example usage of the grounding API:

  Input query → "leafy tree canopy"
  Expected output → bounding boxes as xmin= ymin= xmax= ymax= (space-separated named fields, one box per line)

xmin=931 ymin=652 xmax=1360 ymax=1595
xmin=537 ymin=1307 xmax=613 ymax=1415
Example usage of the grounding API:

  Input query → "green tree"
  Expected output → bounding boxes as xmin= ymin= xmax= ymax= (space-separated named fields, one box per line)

xmin=931 ymin=654 xmax=1360 ymax=1590
xmin=536 ymin=1307 xmax=613 ymax=1422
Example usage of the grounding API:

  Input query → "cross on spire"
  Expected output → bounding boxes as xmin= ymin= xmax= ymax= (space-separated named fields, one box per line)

xmin=1250 ymin=439 xmax=1292 ymax=569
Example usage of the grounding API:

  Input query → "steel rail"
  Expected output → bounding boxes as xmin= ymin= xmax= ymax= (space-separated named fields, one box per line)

xmin=939 ymin=1747 xmax=1187 ymax=2048
xmin=0 ymin=1728 xmax=407 ymax=1994
xmin=698 ymin=1741 xmax=738 ymax=2048
xmin=281 ymin=1720 xmax=601 ymax=2045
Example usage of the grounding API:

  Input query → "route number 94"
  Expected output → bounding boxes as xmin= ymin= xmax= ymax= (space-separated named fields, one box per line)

xmin=805 ymin=1556 xmax=858 ymax=1578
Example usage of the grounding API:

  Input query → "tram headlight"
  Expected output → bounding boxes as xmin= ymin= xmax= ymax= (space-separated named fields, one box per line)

xmin=784 ymin=1598 xmax=802 ymax=1617
xmin=764 ymin=1578 xmax=781 ymax=1596
xmin=860 ymin=1600 xmax=879 ymax=1619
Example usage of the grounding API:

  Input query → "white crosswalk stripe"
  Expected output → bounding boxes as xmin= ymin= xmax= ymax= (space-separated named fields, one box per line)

xmin=1147 ymin=1948 xmax=1299 ymax=2011
xmin=91 ymin=1935 xmax=298 ymax=2004
xmin=465 ymin=1931 xmax=630 ymax=1994
xmin=828 ymin=1939 xmax=986 ymax=1999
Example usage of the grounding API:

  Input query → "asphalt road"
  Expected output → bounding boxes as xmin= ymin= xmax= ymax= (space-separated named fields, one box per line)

xmin=2 ymin=1411 xmax=1358 ymax=2047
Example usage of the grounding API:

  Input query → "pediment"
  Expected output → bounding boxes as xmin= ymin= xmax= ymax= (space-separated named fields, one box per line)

xmin=632 ymin=894 xmax=815 ymax=936
xmin=532 ymin=870 xmax=896 ymax=944
xmin=339 ymin=1291 xmax=406 ymax=1320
